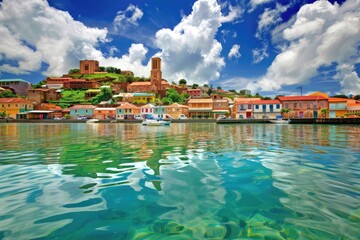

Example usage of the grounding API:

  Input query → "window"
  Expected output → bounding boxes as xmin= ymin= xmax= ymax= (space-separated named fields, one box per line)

xmin=321 ymin=101 xmax=325 ymax=107
xmin=276 ymin=104 xmax=280 ymax=109
xmin=299 ymin=102 xmax=302 ymax=108
xmin=255 ymin=105 xmax=259 ymax=109
xmin=248 ymin=104 xmax=251 ymax=109
xmin=86 ymin=110 xmax=88 ymax=113
xmin=270 ymin=105 xmax=274 ymax=112
xmin=307 ymin=102 xmax=311 ymax=109
xmin=75 ymin=110 xmax=78 ymax=113
xmin=285 ymin=103 xmax=289 ymax=108
xmin=85 ymin=65 xmax=89 ymax=70
xmin=262 ymin=105 xmax=266 ymax=112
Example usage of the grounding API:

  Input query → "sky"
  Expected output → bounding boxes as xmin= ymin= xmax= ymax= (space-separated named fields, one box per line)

xmin=0 ymin=0 xmax=359 ymax=97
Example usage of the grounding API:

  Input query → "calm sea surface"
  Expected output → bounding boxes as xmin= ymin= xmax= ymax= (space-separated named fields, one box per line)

xmin=0 ymin=123 xmax=359 ymax=239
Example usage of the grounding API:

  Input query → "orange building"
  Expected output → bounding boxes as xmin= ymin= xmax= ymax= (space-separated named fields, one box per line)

xmin=80 ymin=60 xmax=99 ymax=74
xmin=278 ymin=96 xmax=328 ymax=118
xmin=233 ymin=98 xmax=261 ymax=119
xmin=62 ymin=79 xmax=100 ymax=89
xmin=127 ymin=58 xmax=170 ymax=96
xmin=187 ymin=89 xmax=202 ymax=98
xmin=34 ymin=103 xmax=63 ymax=119
xmin=188 ymin=98 xmax=213 ymax=118
xmin=116 ymin=103 xmax=140 ymax=120
xmin=93 ymin=107 xmax=116 ymax=120
xmin=0 ymin=98 xmax=33 ymax=118
xmin=166 ymin=103 xmax=189 ymax=119
xmin=27 ymin=88 xmax=61 ymax=104
xmin=329 ymin=98 xmax=348 ymax=118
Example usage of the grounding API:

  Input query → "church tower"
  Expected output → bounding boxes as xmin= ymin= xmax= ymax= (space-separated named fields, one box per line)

xmin=150 ymin=57 xmax=162 ymax=92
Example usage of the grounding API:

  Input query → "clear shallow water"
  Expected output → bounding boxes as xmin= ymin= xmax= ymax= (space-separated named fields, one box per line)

xmin=0 ymin=123 xmax=359 ymax=239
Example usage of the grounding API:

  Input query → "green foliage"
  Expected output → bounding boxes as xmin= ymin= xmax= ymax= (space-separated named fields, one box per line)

xmin=263 ymin=97 xmax=272 ymax=100
xmin=99 ymin=66 xmax=106 ymax=72
xmin=192 ymin=84 xmax=199 ymax=89
xmin=32 ymin=80 xmax=46 ymax=89
xmin=320 ymin=108 xmax=329 ymax=118
xmin=91 ymin=87 xmax=113 ymax=105
xmin=162 ymin=88 xmax=188 ymax=105
xmin=106 ymin=67 xmax=121 ymax=74
xmin=353 ymin=95 xmax=360 ymax=100
xmin=207 ymin=88 xmax=213 ymax=95
xmin=69 ymin=69 xmax=80 ymax=74
xmin=52 ymin=90 xmax=88 ymax=108
xmin=63 ymin=114 xmax=71 ymax=119
xmin=179 ymin=79 xmax=187 ymax=85
xmin=0 ymin=90 xmax=17 ymax=98
xmin=0 ymin=110 xmax=8 ymax=118
xmin=229 ymin=89 xmax=237 ymax=93
xmin=81 ymin=73 xmax=149 ymax=83
xmin=217 ymin=86 xmax=222 ymax=90
xmin=331 ymin=94 xmax=348 ymax=99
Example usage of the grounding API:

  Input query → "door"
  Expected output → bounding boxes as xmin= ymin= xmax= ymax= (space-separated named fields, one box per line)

xmin=246 ymin=112 xmax=251 ymax=118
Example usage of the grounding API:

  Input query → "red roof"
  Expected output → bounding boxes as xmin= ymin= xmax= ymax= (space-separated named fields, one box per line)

xmin=0 ymin=98 xmax=32 ymax=104
xmin=329 ymin=98 xmax=348 ymax=103
xmin=129 ymin=82 xmax=151 ymax=86
xmin=116 ymin=103 xmax=139 ymax=109
xmin=278 ymin=96 xmax=328 ymax=101
xmin=251 ymin=100 xmax=280 ymax=104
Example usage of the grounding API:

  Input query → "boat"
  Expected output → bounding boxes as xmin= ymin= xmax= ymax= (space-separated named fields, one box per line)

xmin=142 ymin=119 xmax=171 ymax=126
xmin=86 ymin=119 xmax=99 ymax=124
xmin=269 ymin=119 xmax=290 ymax=124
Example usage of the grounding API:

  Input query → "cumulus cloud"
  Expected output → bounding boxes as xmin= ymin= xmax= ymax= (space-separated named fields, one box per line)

xmin=113 ymin=4 xmax=143 ymax=32
xmin=228 ymin=44 xmax=241 ymax=59
xmin=249 ymin=0 xmax=272 ymax=12
xmin=0 ymin=0 xmax=107 ymax=76
xmin=153 ymin=0 xmax=242 ymax=85
xmin=241 ymin=0 xmax=360 ymax=94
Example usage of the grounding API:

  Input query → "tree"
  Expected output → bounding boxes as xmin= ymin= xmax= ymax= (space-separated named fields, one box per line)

xmin=0 ymin=90 xmax=17 ymax=98
xmin=32 ymin=80 xmax=46 ymax=89
xmin=106 ymin=67 xmax=121 ymax=74
xmin=281 ymin=108 xmax=291 ymax=119
xmin=331 ymin=94 xmax=348 ymax=99
xmin=162 ymin=88 xmax=188 ymax=104
xmin=179 ymin=79 xmax=187 ymax=85
xmin=99 ymin=66 xmax=106 ymax=72
xmin=320 ymin=108 xmax=329 ymax=118
xmin=353 ymin=95 xmax=360 ymax=100
xmin=192 ymin=84 xmax=199 ymax=89
xmin=217 ymin=86 xmax=222 ymax=90
xmin=91 ymin=87 xmax=113 ymax=105
xmin=69 ymin=69 xmax=80 ymax=74
xmin=263 ymin=97 xmax=272 ymax=100
xmin=229 ymin=89 xmax=237 ymax=93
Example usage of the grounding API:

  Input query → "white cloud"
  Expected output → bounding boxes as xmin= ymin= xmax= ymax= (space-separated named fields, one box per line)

xmin=113 ymin=4 xmax=143 ymax=32
xmin=0 ymin=0 xmax=107 ymax=76
xmin=334 ymin=62 xmax=360 ymax=95
xmin=256 ymin=3 xmax=288 ymax=39
xmin=228 ymin=44 xmax=241 ymax=59
xmin=252 ymin=43 xmax=269 ymax=63
xmin=221 ymin=4 xmax=244 ymax=23
xmin=244 ymin=0 xmax=360 ymax=94
xmin=249 ymin=0 xmax=272 ymax=12
xmin=153 ymin=0 xmax=242 ymax=85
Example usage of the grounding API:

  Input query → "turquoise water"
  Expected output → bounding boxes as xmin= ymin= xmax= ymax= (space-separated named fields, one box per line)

xmin=0 ymin=123 xmax=359 ymax=239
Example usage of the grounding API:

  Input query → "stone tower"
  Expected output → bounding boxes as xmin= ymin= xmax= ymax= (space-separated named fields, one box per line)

xmin=150 ymin=57 xmax=162 ymax=91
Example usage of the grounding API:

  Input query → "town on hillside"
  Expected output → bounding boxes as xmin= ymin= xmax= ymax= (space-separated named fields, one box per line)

xmin=0 ymin=57 xmax=360 ymax=120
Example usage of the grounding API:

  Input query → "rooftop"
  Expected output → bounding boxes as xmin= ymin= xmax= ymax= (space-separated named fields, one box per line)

xmin=0 ymin=98 xmax=32 ymax=104
xmin=0 ymin=79 xmax=31 ymax=84
xmin=69 ymin=104 xmax=97 ymax=109
xmin=278 ymin=96 xmax=328 ymax=101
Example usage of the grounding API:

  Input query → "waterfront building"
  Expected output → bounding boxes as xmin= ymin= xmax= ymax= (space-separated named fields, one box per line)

xmin=188 ymin=98 xmax=213 ymax=118
xmin=0 ymin=98 xmax=33 ymax=118
xmin=140 ymin=103 xmax=155 ymax=118
xmin=153 ymin=105 xmax=167 ymax=119
xmin=278 ymin=96 xmax=328 ymax=118
xmin=45 ymin=77 xmax=73 ymax=89
xmin=187 ymin=89 xmax=202 ymax=98
xmin=93 ymin=107 xmax=116 ymax=120
xmin=233 ymin=98 xmax=261 ymax=119
xmin=212 ymin=95 xmax=230 ymax=118
xmin=80 ymin=60 xmax=99 ymax=74
xmin=329 ymin=98 xmax=348 ymax=118
xmin=166 ymin=103 xmax=189 ymax=119
xmin=69 ymin=105 xmax=96 ymax=119
xmin=34 ymin=103 xmax=63 ymax=119
xmin=116 ymin=102 xmax=140 ymax=120
xmin=252 ymin=100 xmax=282 ymax=119
xmin=346 ymin=100 xmax=360 ymax=117
xmin=27 ymin=88 xmax=61 ymax=104
xmin=0 ymin=79 xmax=31 ymax=96
xmin=132 ymin=93 xmax=155 ymax=104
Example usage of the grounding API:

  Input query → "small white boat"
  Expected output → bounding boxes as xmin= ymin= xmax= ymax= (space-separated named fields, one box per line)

xmin=269 ymin=119 xmax=290 ymax=124
xmin=142 ymin=119 xmax=171 ymax=126
xmin=86 ymin=119 xmax=99 ymax=124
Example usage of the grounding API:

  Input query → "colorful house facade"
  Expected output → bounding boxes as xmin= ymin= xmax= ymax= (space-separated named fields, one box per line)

xmin=188 ymin=98 xmax=213 ymax=118
xmin=116 ymin=103 xmax=140 ymax=120
xmin=166 ymin=103 xmax=189 ymax=119
xmin=233 ymin=98 xmax=261 ymax=119
xmin=69 ymin=105 xmax=96 ymax=119
xmin=278 ymin=96 xmax=328 ymax=118
xmin=140 ymin=103 xmax=155 ymax=118
xmin=153 ymin=105 xmax=167 ymax=119
xmin=93 ymin=107 xmax=116 ymax=120
xmin=0 ymin=98 xmax=33 ymax=118
xmin=252 ymin=100 xmax=282 ymax=119
xmin=132 ymin=93 xmax=155 ymax=104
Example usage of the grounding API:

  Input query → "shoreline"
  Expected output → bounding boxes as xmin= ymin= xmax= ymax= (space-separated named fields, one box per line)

xmin=1 ymin=118 xmax=359 ymax=124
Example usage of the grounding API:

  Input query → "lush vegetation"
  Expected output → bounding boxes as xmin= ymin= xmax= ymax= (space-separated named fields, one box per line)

xmin=50 ymin=90 xmax=88 ymax=108
xmin=31 ymin=80 xmax=47 ymax=89
xmin=0 ymin=90 xmax=17 ymax=98
xmin=0 ymin=110 xmax=9 ymax=118
xmin=91 ymin=87 xmax=113 ymax=105
xmin=161 ymin=88 xmax=189 ymax=105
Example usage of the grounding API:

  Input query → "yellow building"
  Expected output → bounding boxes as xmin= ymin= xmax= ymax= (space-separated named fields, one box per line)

xmin=188 ymin=98 xmax=213 ymax=118
xmin=132 ymin=93 xmax=155 ymax=104
xmin=166 ymin=103 xmax=189 ymax=119
xmin=0 ymin=98 xmax=33 ymax=118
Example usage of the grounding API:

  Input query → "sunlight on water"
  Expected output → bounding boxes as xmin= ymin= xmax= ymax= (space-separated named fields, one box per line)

xmin=0 ymin=123 xmax=359 ymax=239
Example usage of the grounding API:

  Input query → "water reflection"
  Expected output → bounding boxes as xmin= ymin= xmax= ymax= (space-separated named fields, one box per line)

xmin=0 ymin=123 xmax=359 ymax=239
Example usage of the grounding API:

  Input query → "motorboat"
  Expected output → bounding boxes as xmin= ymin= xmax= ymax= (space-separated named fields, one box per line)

xmin=86 ymin=119 xmax=99 ymax=124
xmin=142 ymin=119 xmax=171 ymax=126
xmin=269 ymin=119 xmax=290 ymax=124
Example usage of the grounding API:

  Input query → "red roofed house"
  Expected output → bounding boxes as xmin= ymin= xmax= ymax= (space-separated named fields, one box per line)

xmin=69 ymin=105 xmax=96 ymax=119
xmin=278 ymin=96 xmax=329 ymax=118
xmin=187 ymin=89 xmax=202 ymax=98
xmin=27 ymin=88 xmax=61 ymax=104
xmin=34 ymin=103 xmax=63 ymax=119
xmin=0 ymin=98 xmax=33 ymax=118
xmin=62 ymin=79 xmax=100 ymax=89
xmin=347 ymin=100 xmax=360 ymax=117
xmin=116 ymin=103 xmax=140 ymax=120
xmin=233 ymin=98 xmax=261 ymax=119
xmin=329 ymin=98 xmax=348 ymax=118
xmin=252 ymin=99 xmax=282 ymax=119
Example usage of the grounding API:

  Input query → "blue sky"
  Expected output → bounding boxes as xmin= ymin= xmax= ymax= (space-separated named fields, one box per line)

xmin=0 ymin=0 xmax=359 ymax=97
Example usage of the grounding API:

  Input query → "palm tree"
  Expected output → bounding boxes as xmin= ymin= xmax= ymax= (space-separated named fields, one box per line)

xmin=281 ymin=108 xmax=291 ymax=119
xmin=320 ymin=108 xmax=329 ymax=118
